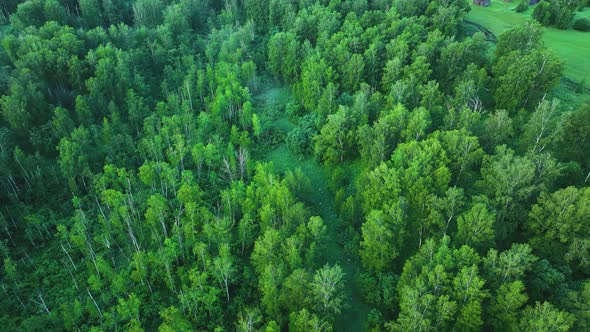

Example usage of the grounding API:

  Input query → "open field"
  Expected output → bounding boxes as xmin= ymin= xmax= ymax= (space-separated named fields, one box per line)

xmin=467 ymin=3 xmax=590 ymax=85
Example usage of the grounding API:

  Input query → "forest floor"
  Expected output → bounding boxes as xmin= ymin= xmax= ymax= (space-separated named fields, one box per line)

xmin=0 ymin=24 xmax=9 ymax=36
xmin=254 ymin=85 xmax=370 ymax=331
xmin=466 ymin=3 xmax=590 ymax=86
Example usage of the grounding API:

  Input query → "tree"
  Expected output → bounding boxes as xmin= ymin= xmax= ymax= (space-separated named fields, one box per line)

xmin=133 ymin=0 xmax=164 ymax=28
xmin=10 ymin=0 xmax=68 ymax=30
xmin=528 ymin=187 xmax=590 ymax=272
xmin=433 ymin=129 xmax=484 ymax=186
xmin=487 ymin=281 xmax=529 ymax=331
xmin=493 ymin=23 xmax=562 ymax=111
xmin=279 ymin=269 xmax=312 ymax=313
xmin=314 ymin=106 xmax=357 ymax=165
xmin=438 ymin=33 xmax=488 ymax=87
xmin=477 ymin=146 xmax=536 ymax=242
xmin=312 ymin=264 xmax=346 ymax=317
xmin=159 ymin=306 xmax=192 ymax=332
xmin=452 ymin=265 xmax=487 ymax=331
xmin=457 ymin=203 xmax=495 ymax=252
xmin=483 ymin=243 xmax=538 ymax=287
xmin=244 ymin=0 xmax=269 ymax=32
xmin=481 ymin=110 xmax=514 ymax=152
xmin=342 ymin=53 xmax=365 ymax=92
xmin=533 ymin=0 xmax=581 ymax=29
xmin=493 ymin=48 xmax=562 ymax=111
xmin=2 ymin=1 xmax=589 ymax=330
xmin=267 ymin=32 xmax=301 ymax=83
xmin=389 ymin=237 xmax=485 ymax=331
xmin=358 ymin=103 xmax=414 ymax=167
xmin=557 ymin=104 xmax=590 ymax=172
xmin=363 ymin=138 xmax=451 ymax=251
xmin=522 ymin=98 xmax=560 ymax=154
xmin=79 ymin=0 xmax=103 ymax=27
xmin=565 ymin=280 xmax=590 ymax=330
xmin=289 ymin=309 xmax=332 ymax=332
xmin=57 ymin=127 xmax=94 ymax=189
xmin=296 ymin=55 xmax=336 ymax=112
xmin=518 ymin=302 xmax=574 ymax=332
xmin=401 ymin=107 xmax=430 ymax=142
xmin=236 ymin=308 xmax=262 ymax=332
xmin=1 ymin=74 xmax=47 ymax=132
xmin=360 ymin=207 xmax=405 ymax=272
xmin=52 ymin=107 xmax=75 ymax=140
xmin=425 ymin=186 xmax=465 ymax=238
xmin=495 ymin=22 xmax=544 ymax=58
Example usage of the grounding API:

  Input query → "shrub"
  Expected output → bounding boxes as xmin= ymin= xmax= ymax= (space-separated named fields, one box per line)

xmin=575 ymin=79 xmax=587 ymax=93
xmin=573 ymin=18 xmax=590 ymax=31
xmin=515 ymin=1 xmax=529 ymax=13
xmin=286 ymin=101 xmax=305 ymax=119
xmin=533 ymin=2 xmax=555 ymax=26
xmin=286 ymin=115 xmax=316 ymax=156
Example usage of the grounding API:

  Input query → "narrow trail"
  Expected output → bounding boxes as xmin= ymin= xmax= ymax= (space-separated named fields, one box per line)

xmin=256 ymin=86 xmax=370 ymax=331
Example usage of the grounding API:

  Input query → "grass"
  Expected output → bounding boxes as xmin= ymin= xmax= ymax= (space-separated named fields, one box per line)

xmin=264 ymin=146 xmax=371 ymax=332
xmin=466 ymin=3 xmax=590 ymax=85
xmin=550 ymin=79 xmax=590 ymax=111
xmin=0 ymin=24 xmax=10 ymax=37
xmin=257 ymin=85 xmax=371 ymax=331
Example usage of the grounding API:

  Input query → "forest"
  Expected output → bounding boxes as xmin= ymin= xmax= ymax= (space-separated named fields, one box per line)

xmin=0 ymin=0 xmax=589 ymax=331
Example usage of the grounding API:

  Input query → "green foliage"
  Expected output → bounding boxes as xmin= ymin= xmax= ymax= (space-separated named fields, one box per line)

xmin=457 ymin=203 xmax=495 ymax=253
xmin=289 ymin=309 xmax=332 ymax=332
xmin=312 ymin=264 xmax=345 ymax=317
xmin=573 ymin=18 xmax=590 ymax=31
xmin=516 ymin=1 xmax=530 ymax=13
xmin=286 ymin=115 xmax=316 ymax=156
xmin=133 ymin=0 xmax=165 ymax=28
xmin=493 ymin=44 xmax=562 ymax=111
xmin=477 ymin=146 xmax=537 ymax=241
xmin=483 ymin=243 xmax=538 ymax=287
xmin=557 ymin=103 xmax=590 ymax=169
xmin=0 ymin=0 xmax=587 ymax=330
xmin=158 ymin=306 xmax=192 ymax=332
xmin=360 ymin=208 xmax=404 ymax=272
xmin=389 ymin=237 xmax=486 ymax=331
xmin=295 ymin=55 xmax=337 ymax=112
xmin=533 ymin=0 xmax=581 ymax=29
xmin=487 ymin=280 xmax=529 ymax=330
xmin=268 ymin=32 xmax=301 ymax=83
xmin=10 ymin=0 xmax=69 ymax=31
xmin=528 ymin=186 xmax=590 ymax=273
xmin=518 ymin=301 xmax=575 ymax=332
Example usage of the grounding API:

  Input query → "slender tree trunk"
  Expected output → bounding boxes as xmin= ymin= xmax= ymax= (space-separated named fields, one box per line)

xmin=87 ymin=288 xmax=103 ymax=318
xmin=224 ymin=277 xmax=230 ymax=302
xmin=36 ymin=293 xmax=51 ymax=315
xmin=61 ymin=243 xmax=77 ymax=270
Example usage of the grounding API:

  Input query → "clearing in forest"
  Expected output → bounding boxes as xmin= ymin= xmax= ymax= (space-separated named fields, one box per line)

xmin=255 ymin=85 xmax=371 ymax=331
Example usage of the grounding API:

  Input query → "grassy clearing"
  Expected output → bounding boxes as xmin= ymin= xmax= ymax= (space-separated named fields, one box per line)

xmin=467 ymin=3 xmax=590 ymax=85
xmin=265 ymin=143 xmax=370 ymax=331
xmin=257 ymin=85 xmax=370 ymax=331
xmin=550 ymin=79 xmax=590 ymax=111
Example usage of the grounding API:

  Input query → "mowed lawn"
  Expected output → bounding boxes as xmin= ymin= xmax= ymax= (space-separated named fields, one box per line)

xmin=467 ymin=3 xmax=590 ymax=84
